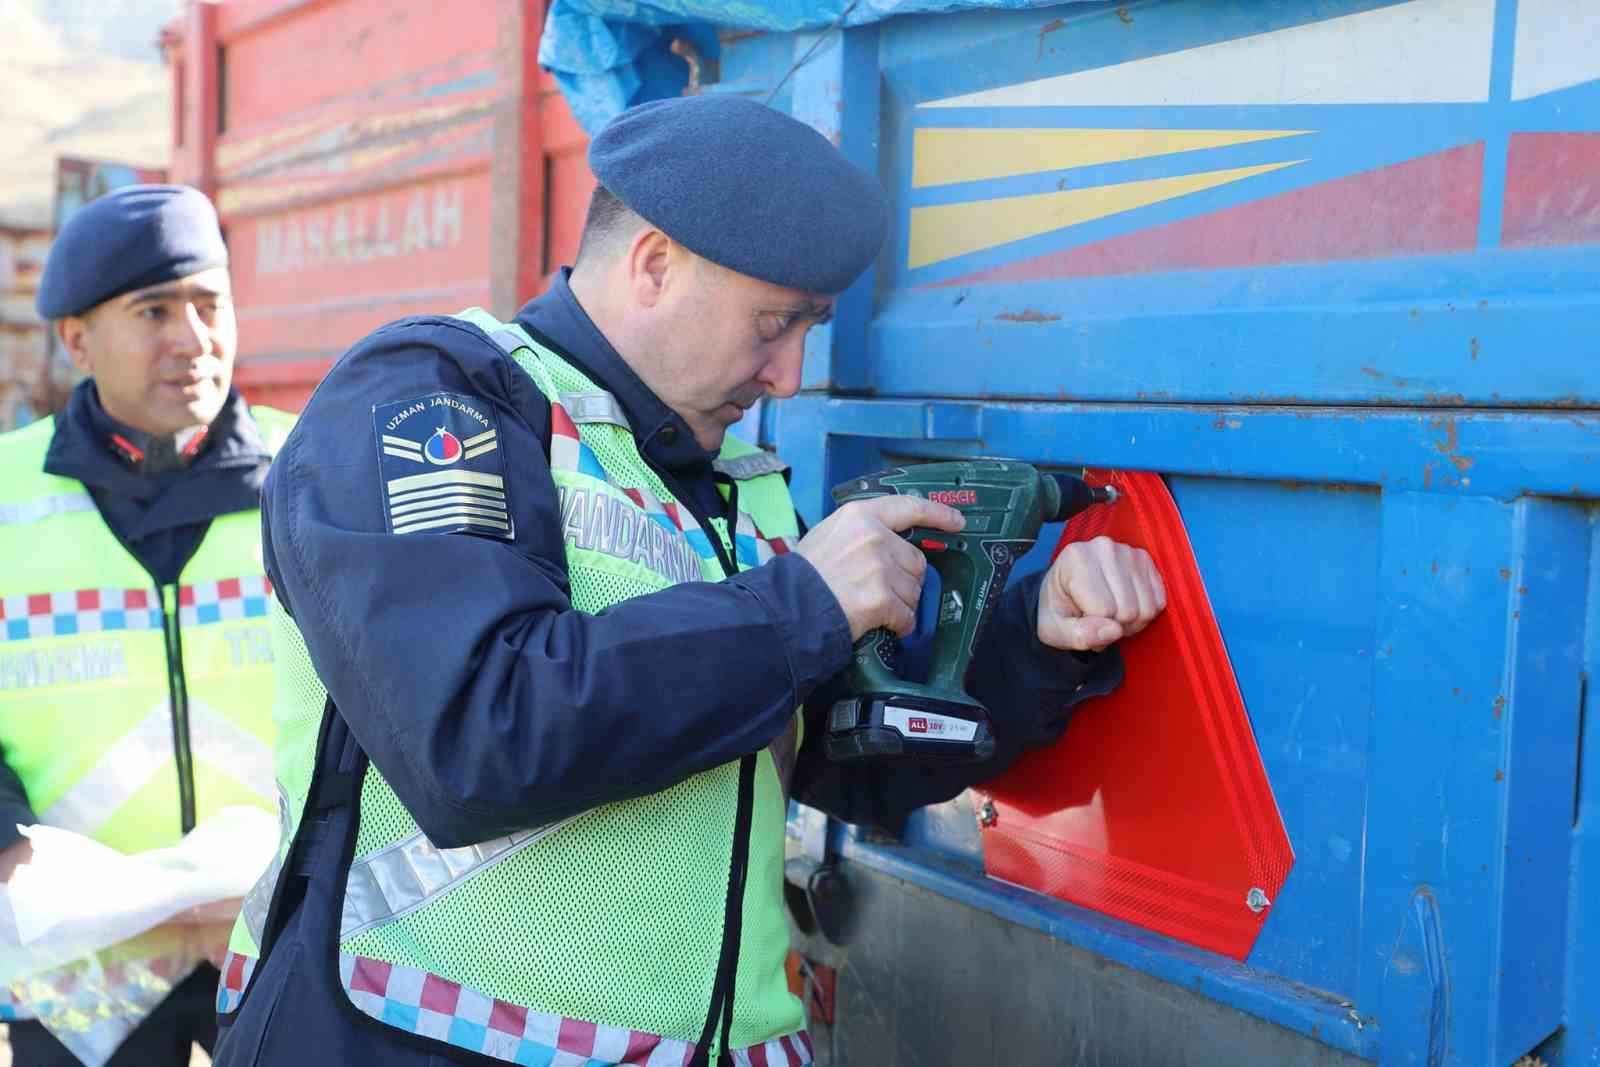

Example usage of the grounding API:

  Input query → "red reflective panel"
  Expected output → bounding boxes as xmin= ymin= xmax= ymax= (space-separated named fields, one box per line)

xmin=977 ymin=469 xmax=1293 ymax=961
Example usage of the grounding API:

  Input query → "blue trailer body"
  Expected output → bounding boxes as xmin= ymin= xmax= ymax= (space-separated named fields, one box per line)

xmin=568 ymin=1 xmax=1600 ymax=1062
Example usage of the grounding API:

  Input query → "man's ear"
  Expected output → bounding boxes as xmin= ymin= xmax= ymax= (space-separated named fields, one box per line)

xmin=625 ymin=228 xmax=675 ymax=309
xmin=56 ymin=315 xmax=95 ymax=376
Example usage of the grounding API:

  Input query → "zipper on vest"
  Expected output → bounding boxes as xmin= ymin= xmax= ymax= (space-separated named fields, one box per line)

xmin=159 ymin=583 xmax=197 ymax=834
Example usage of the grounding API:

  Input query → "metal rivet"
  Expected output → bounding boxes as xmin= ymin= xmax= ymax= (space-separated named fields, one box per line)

xmin=978 ymin=800 xmax=998 ymax=827
xmin=1246 ymin=887 xmax=1271 ymax=912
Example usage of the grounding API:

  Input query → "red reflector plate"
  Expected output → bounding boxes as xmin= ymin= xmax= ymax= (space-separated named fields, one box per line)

xmin=976 ymin=469 xmax=1293 ymax=960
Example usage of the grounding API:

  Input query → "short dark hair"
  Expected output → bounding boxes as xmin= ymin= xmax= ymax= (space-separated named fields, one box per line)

xmin=574 ymin=185 xmax=645 ymax=266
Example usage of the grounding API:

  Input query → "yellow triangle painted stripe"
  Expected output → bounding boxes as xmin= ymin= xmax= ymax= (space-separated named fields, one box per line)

xmin=909 ymin=159 xmax=1305 ymax=269
xmin=912 ymin=128 xmax=1310 ymax=188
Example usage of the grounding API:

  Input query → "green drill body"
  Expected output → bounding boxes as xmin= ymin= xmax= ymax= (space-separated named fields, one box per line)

xmin=825 ymin=460 xmax=1114 ymax=764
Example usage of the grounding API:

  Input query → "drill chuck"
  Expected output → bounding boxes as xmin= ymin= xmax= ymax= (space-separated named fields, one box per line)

xmin=1044 ymin=473 xmax=1117 ymax=523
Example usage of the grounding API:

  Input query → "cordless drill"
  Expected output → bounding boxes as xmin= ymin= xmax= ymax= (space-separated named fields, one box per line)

xmin=824 ymin=460 xmax=1116 ymax=764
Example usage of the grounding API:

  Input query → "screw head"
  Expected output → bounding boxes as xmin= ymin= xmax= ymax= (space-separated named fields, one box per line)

xmin=1246 ymin=887 xmax=1271 ymax=913
xmin=978 ymin=800 xmax=998 ymax=827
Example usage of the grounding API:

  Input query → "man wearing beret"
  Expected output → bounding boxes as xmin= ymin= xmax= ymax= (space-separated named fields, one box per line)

xmin=0 ymin=185 xmax=292 ymax=1065
xmin=214 ymin=97 xmax=1164 ymax=1067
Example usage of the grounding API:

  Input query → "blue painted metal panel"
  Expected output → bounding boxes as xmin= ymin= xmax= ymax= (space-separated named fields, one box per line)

xmin=687 ymin=0 xmax=1600 ymax=1062
xmin=1542 ymin=516 xmax=1600 ymax=1067
xmin=1170 ymin=476 xmax=1377 ymax=1000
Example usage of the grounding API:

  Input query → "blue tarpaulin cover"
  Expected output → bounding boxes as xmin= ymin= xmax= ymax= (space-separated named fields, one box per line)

xmin=539 ymin=0 xmax=1078 ymax=132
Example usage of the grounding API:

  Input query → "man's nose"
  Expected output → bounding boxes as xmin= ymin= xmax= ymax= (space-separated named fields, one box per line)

xmin=171 ymin=302 xmax=213 ymax=357
xmin=759 ymin=332 xmax=808 ymax=399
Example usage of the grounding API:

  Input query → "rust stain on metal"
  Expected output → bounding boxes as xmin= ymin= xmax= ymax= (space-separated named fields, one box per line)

xmin=1494 ymin=770 xmax=1506 ymax=782
xmin=1493 ymin=695 xmax=1506 ymax=718
xmin=1360 ymin=366 xmax=1384 ymax=379
xmin=1470 ymin=337 xmax=1480 ymax=361
xmin=997 ymin=309 xmax=1062 ymax=323
xmin=1427 ymin=414 xmax=1476 ymax=476
xmin=1498 ymin=568 xmax=1511 ymax=580
xmin=670 ymin=36 xmax=719 ymax=93
xmin=1036 ymin=17 xmax=1065 ymax=59
xmin=1116 ymin=7 xmax=1134 ymax=23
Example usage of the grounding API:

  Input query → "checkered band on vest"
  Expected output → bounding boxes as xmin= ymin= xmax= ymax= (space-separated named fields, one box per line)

xmin=215 ymin=951 xmax=257 ymax=1015
xmin=339 ymin=953 xmax=813 ymax=1067
xmin=0 ymin=986 xmax=29 ymax=1021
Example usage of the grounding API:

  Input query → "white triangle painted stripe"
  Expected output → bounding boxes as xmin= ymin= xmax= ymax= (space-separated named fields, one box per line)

xmin=1512 ymin=0 xmax=1600 ymax=100
xmin=922 ymin=0 xmax=1493 ymax=109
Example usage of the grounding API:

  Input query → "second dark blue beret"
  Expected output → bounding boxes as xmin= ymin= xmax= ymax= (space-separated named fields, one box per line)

xmin=37 ymin=184 xmax=228 ymax=320
xmin=589 ymin=95 xmax=889 ymax=295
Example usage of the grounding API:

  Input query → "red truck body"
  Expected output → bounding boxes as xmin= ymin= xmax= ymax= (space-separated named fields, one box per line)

xmin=165 ymin=0 xmax=593 ymax=410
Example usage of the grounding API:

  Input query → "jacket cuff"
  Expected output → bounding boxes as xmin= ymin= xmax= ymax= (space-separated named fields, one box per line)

xmin=1010 ymin=570 xmax=1104 ymax=673
xmin=729 ymin=553 xmax=854 ymax=699
xmin=0 ymin=802 xmax=37 ymax=851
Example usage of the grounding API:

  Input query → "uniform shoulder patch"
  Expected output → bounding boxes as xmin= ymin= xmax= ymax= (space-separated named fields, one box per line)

xmin=373 ymin=392 xmax=513 ymax=540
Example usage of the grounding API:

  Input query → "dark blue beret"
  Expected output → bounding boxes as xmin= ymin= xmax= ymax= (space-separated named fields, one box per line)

xmin=37 ymin=185 xmax=228 ymax=319
xmin=589 ymin=95 xmax=888 ymax=295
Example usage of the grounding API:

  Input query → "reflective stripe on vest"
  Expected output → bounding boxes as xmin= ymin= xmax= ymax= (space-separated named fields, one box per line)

xmin=41 ymin=700 xmax=273 ymax=835
xmin=238 ymin=789 xmax=294 ymax=950
xmin=0 ymin=493 xmax=96 ymax=527
xmin=560 ymin=391 xmax=631 ymax=431
xmin=712 ymin=452 xmax=788 ymax=481
xmin=339 ymin=816 xmax=580 ymax=941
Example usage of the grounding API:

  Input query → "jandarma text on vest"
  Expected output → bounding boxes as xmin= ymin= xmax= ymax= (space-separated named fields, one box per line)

xmin=1 ymin=640 xmax=130 ymax=690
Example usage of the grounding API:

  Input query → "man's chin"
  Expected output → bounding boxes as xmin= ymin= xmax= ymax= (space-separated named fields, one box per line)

xmin=150 ymin=395 xmax=226 ymax=434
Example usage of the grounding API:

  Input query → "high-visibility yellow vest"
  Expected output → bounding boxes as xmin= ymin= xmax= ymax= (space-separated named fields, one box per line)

xmin=222 ymin=314 xmax=813 ymax=1067
xmin=0 ymin=409 xmax=292 ymax=850
xmin=0 ymin=408 xmax=290 ymax=1022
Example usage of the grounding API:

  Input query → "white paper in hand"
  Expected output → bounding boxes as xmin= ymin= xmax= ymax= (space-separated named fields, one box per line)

xmin=0 ymin=806 xmax=279 ymax=1066
xmin=7 ymin=805 xmax=278 ymax=957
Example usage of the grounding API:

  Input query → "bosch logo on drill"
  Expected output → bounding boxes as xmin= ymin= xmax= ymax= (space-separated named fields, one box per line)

xmin=928 ymin=489 xmax=977 ymax=505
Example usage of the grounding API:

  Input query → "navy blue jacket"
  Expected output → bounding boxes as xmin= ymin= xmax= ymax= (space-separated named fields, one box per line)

xmin=263 ymin=273 xmax=1121 ymax=847
xmin=0 ymin=385 xmax=273 ymax=850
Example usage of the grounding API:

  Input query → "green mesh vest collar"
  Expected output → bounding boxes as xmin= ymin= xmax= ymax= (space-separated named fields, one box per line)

xmin=222 ymin=313 xmax=811 ymax=1067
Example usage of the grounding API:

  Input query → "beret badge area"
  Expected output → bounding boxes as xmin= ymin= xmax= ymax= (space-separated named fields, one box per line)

xmin=373 ymin=393 xmax=513 ymax=541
